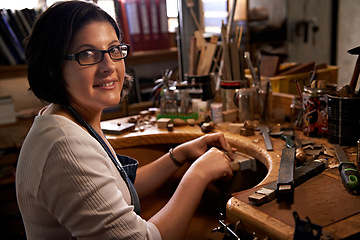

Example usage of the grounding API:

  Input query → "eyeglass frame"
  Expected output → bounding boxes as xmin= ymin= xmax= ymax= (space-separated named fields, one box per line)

xmin=64 ymin=44 xmax=130 ymax=66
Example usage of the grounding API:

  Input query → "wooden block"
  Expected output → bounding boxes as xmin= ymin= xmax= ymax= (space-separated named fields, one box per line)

xmin=157 ymin=118 xmax=171 ymax=129
xmin=260 ymin=55 xmax=280 ymax=77
xmin=229 ymin=123 xmax=245 ymax=134
xmin=229 ymin=42 xmax=241 ymax=80
xmin=240 ymin=127 xmax=254 ymax=136
xmin=197 ymin=42 xmax=217 ymax=75
xmin=188 ymin=36 xmax=198 ymax=75
xmin=277 ymin=61 xmax=315 ymax=76
xmin=222 ymin=109 xmax=238 ymax=122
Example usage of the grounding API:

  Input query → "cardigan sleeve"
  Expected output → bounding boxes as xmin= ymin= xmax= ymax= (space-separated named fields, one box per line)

xmin=37 ymin=133 xmax=161 ymax=240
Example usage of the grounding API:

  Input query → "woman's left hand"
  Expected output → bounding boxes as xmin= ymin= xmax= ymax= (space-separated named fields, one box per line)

xmin=172 ymin=133 xmax=235 ymax=164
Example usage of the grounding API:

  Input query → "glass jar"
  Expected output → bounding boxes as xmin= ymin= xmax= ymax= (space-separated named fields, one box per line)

xmin=290 ymin=96 xmax=303 ymax=130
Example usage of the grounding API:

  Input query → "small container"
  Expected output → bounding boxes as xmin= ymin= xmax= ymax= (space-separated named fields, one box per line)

xmin=236 ymin=88 xmax=252 ymax=123
xmin=302 ymin=86 xmax=328 ymax=138
xmin=197 ymin=100 xmax=208 ymax=121
xmin=327 ymin=95 xmax=360 ymax=145
xmin=220 ymin=80 xmax=243 ymax=111
xmin=160 ymin=88 xmax=177 ymax=116
xmin=210 ymin=102 xmax=223 ymax=123
xmin=290 ymin=96 xmax=303 ymax=130
xmin=186 ymin=75 xmax=214 ymax=101
xmin=176 ymin=84 xmax=190 ymax=114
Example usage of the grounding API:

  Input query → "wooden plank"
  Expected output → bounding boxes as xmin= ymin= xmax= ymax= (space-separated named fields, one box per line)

xmin=196 ymin=42 xmax=217 ymax=75
xmin=277 ymin=61 xmax=315 ymax=76
xmin=260 ymin=55 xmax=280 ymax=77
xmin=229 ymin=42 xmax=241 ymax=80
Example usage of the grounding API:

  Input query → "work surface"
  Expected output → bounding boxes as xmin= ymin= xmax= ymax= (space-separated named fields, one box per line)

xmin=105 ymin=117 xmax=360 ymax=240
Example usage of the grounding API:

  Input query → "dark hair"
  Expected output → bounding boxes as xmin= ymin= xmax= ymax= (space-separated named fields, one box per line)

xmin=25 ymin=1 xmax=132 ymax=105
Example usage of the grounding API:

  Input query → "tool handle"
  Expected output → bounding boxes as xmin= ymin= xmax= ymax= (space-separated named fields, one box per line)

xmin=339 ymin=162 xmax=360 ymax=195
xmin=281 ymin=135 xmax=295 ymax=148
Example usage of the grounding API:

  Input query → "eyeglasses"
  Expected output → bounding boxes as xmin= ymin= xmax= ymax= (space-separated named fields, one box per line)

xmin=65 ymin=44 xmax=130 ymax=66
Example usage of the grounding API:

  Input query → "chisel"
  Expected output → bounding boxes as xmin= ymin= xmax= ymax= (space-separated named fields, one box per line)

xmin=333 ymin=144 xmax=360 ymax=195
xmin=258 ymin=126 xmax=273 ymax=151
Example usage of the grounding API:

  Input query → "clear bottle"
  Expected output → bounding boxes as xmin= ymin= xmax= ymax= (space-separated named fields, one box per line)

xmin=160 ymin=88 xmax=177 ymax=116
xmin=237 ymin=88 xmax=252 ymax=123
xmin=290 ymin=96 xmax=303 ymax=130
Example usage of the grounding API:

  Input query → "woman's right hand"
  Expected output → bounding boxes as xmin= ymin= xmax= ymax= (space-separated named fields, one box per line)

xmin=187 ymin=147 xmax=234 ymax=184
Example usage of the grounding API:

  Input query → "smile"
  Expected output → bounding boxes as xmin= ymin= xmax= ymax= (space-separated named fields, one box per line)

xmin=95 ymin=81 xmax=116 ymax=87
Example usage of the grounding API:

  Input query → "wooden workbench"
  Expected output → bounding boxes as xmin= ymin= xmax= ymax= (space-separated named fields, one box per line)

xmin=105 ymin=118 xmax=360 ymax=240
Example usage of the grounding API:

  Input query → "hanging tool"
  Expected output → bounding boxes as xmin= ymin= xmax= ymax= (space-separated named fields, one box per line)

xmin=333 ymin=144 xmax=360 ymax=195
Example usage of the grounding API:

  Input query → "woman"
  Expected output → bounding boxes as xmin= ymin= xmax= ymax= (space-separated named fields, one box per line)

xmin=16 ymin=1 xmax=235 ymax=239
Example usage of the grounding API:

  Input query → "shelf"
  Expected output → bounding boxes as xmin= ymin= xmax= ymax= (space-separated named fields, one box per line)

xmin=0 ymin=65 xmax=27 ymax=79
xmin=0 ymin=48 xmax=178 ymax=80
xmin=126 ymin=47 xmax=178 ymax=65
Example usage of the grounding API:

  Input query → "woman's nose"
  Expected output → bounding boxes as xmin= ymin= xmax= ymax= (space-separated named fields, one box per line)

xmin=99 ymin=52 xmax=116 ymax=72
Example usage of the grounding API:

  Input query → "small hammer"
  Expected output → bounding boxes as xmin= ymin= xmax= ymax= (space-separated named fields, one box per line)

xmin=348 ymin=46 xmax=360 ymax=94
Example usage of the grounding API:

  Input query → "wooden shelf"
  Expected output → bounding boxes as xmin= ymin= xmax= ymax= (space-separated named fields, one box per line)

xmin=0 ymin=65 xmax=27 ymax=79
xmin=0 ymin=48 xmax=178 ymax=80
xmin=126 ymin=47 xmax=178 ymax=65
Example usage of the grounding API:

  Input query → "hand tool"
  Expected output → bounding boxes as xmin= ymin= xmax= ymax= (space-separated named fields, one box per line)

xmin=281 ymin=130 xmax=295 ymax=148
xmin=281 ymin=129 xmax=307 ymax=165
xmin=244 ymin=51 xmax=260 ymax=87
xmin=277 ymin=147 xmax=296 ymax=202
xmin=333 ymin=144 xmax=360 ymax=195
xmin=258 ymin=126 xmax=273 ymax=151
xmin=294 ymin=138 xmax=307 ymax=165
xmin=248 ymin=161 xmax=326 ymax=205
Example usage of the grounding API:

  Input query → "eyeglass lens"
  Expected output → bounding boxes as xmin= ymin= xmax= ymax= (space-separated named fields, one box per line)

xmin=78 ymin=45 xmax=128 ymax=65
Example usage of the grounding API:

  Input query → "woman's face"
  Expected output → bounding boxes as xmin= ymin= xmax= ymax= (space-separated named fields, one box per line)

xmin=62 ymin=21 xmax=125 ymax=113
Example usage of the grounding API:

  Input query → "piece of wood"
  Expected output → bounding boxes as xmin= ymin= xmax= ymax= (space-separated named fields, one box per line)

xmin=196 ymin=36 xmax=218 ymax=75
xmin=220 ymin=22 xmax=232 ymax=80
xmin=229 ymin=42 xmax=241 ymax=80
xmin=188 ymin=36 xmax=198 ymax=75
xmin=277 ymin=61 xmax=315 ymax=76
xmin=229 ymin=123 xmax=244 ymax=134
xmin=156 ymin=118 xmax=171 ymax=129
xmin=222 ymin=109 xmax=238 ymax=122
xmin=260 ymin=55 xmax=280 ymax=77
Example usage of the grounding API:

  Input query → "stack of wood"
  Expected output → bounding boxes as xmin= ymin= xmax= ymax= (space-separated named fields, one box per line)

xmin=188 ymin=31 xmax=219 ymax=76
xmin=220 ymin=24 xmax=246 ymax=81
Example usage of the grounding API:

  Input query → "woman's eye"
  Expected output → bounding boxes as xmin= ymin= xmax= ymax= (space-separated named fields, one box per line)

xmin=110 ymin=47 xmax=121 ymax=55
xmin=79 ymin=50 xmax=96 ymax=59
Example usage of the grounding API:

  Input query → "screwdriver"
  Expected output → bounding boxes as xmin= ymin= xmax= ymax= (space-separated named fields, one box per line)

xmin=333 ymin=144 xmax=360 ymax=195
